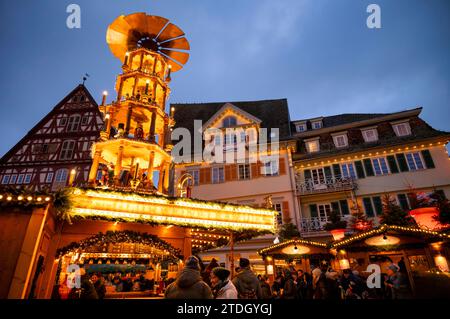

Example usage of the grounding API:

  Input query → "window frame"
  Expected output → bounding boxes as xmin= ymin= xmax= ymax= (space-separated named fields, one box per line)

xmin=238 ymin=164 xmax=251 ymax=180
xmin=305 ymin=139 xmax=320 ymax=153
xmin=211 ymin=166 xmax=225 ymax=184
xmin=311 ymin=121 xmax=322 ymax=129
xmin=1 ymin=175 xmax=10 ymax=184
xmin=222 ymin=116 xmax=237 ymax=128
xmin=46 ymin=172 xmax=54 ymax=184
xmin=405 ymin=152 xmax=425 ymax=171
xmin=361 ymin=128 xmax=379 ymax=142
xmin=187 ymin=169 xmax=200 ymax=186
xmin=341 ymin=162 xmax=357 ymax=179
xmin=332 ymin=134 xmax=348 ymax=148
xmin=55 ymin=169 xmax=68 ymax=183
xmin=392 ymin=122 xmax=412 ymax=137
xmin=67 ymin=114 xmax=81 ymax=132
xmin=24 ymin=173 xmax=32 ymax=184
xmin=372 ymin=157 xmax=389 ymax=176
xmin=60 ymin=140 xmax=76 ymax=160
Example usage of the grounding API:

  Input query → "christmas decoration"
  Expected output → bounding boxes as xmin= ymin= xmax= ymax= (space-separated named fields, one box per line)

xmin=379 ymin=194 xmax=416 ymax=226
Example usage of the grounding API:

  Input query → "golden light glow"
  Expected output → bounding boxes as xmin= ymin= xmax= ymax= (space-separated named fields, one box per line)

xmin=281 ymin=245 xmax=310 ymax=255
xmin=339 ymin=259 xmax=350 ymax=270
xmin=434 ymin=255 xmax=449 ymax=272
xmin=364 ymin=235 xmax=400 ymax=246
xmin=18 ymin=196 xmax=23 ymax=201
xmin=103 ymin=91 xmax=108 ymax=96
xmin=69 ymin=188 xmax=276 ymax=232
xmin=6 ymin=196 xmax=12 ymax=201
xmin=27 ymin=196 xmax=33 ymax=201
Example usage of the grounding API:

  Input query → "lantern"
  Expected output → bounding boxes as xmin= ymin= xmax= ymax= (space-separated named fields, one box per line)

xmin=339 ymin=258 xmax=350 ymax=270
xmin=330 ymin=229 xmax=346 ymax=241
xmin=434 ymin=255 xmax=449 ymax=272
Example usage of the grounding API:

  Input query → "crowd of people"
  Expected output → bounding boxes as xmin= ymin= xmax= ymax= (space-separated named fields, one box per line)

xmin=53 ymin=255 xmax=411 ymax=299
xmin=163 ymin=256 xmax=412 ymax=300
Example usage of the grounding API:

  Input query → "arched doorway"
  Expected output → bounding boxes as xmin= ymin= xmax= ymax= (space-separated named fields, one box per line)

xmin=53 ymin=230 xmax=182 ymax=298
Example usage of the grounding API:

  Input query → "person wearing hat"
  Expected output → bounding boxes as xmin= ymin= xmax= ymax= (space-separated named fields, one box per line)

xmin=385 ymin=263 xmax=411 ymax=299
xmin=164 ymin=256 xmax=213 ymax=299
xmin=232 ymin=258 xmax=262 ymax=299
xmin=210 ymin=267 xmax=238 ymax=299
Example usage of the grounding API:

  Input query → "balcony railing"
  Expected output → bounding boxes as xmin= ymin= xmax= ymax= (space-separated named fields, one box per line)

xmin=296 ymin=177 xmax=357 ymax=195
xmin=299 ymin=215 xmax=352 ymax=234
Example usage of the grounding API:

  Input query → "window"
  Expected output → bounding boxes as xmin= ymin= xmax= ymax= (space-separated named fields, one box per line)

xmin=240 ymin=131 xmax=246 ymax=143
xmin=305 ymin=139 xmax=320 ymax=153
xmin=81 ymin=115 xmax=89 ymax=125
xmin=397 ymin=194 xmax=410 ymax=211
xmin=263 ymin=160 xmax=279 ymax=176
xmin=296 ymin=124 xmax=306 ymax=132
xmin=363 ymin=196 xmax=382 ymax=217
xmin=273 ymin=203 xmax=283 ymax=226
xmin=17 ymin=174 xmax=24 ymax=184
xmin=224 ymin=133 xmax=237 ymax=145
xmin=212 ymin=166 xmax=225 ymax=184
xmin=24 ymin=173 xmax=32 ymax=184
xmin=318 ymin=204 xmax=332 ymax=220
xmin=59 ymin=117 xmax=67 ymax=126
xmin=238 ymin=164 xmax=251 ymax=180
xmin=214 ymin=135 xmax=221 ymax=146
xmin=312 ymin=121 xmax=322 ymax=129
xmin=372 ymin=157 xmax=389 ymax=175
xmin=392 ymin=122 xmax=411 ymax=137
xmin=46 ymin=172 xmax=54 ymax=183
xmin=362 ymin=128 xmax=378 ymax=142
xmin=60 ymin=140 xmax=75 ymax=160
xmin=9 ymin=175 xmax=17 ymax=184
xmin=405 ymin=152 xmax=424 ymax=171
xmin=67 ymin=115 xmax=81 ymax=132
xmin=363 ymin=197 xmax=375 ymax=217
xmin=310 ymin=168 xmax=325 ymax=184
xmin=1 ymin=175 xmax=10 ymax=184
xmin=341 ymin=163 xmax=356 ymax=179
xmin=333 ymin=134 xmax=348 ymax=148
xmin=222 ymin=116 xmax=237 ymax=128
xmin=55 ymin=169 xmax=68 ymax=183
xmin=187 ymin=170 xmax=199 ymax=186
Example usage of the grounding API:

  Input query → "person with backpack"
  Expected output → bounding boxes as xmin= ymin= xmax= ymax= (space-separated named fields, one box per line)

xmin=232 ymin=258 xmax=262 ymax=299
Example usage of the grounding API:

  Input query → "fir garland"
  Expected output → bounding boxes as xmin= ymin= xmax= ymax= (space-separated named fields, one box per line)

xmin=56 ymin=230 xmax=182 ymax=259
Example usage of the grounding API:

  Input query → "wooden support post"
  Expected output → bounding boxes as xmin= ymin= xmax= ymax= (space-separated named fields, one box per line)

xmin=147 ymin=151 xmax=155 ymax=186
xmin=88 ymin=150 xmax=101 ymax=184
xmin=114 ymin=145 xmax=124 ymax=183
xmin=149 ymin=111 xmax=157 ymax=142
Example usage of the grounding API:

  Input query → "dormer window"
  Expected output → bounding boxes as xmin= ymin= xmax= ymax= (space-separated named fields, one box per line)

xmin=332 ymin=133 xmax=348 ymax=148
xmin=392 ymin=121 xmax=411 ymax=137
xmin=222 ymin=116 xmax=237 ymax=128
xmin=296 ymin=123 xmax=307 ymax=132
xmin=312 ymin=121 xmax=322 ymax=129
xmin=305 ymin=138 xmax=320 ymax=153
xmin=361 ymin=128 xmax=378 ymax=142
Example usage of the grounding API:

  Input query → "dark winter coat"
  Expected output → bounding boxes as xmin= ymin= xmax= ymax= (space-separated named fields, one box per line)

xmin=232 ymin=268 xmax=262 ymax=299
xmin=164 ymin=267 xmax=213 ymax=299
xmin=94 ymin=279 xmax=106 ymax=299
xmin=69 ymin=275 xmax=98 ymax=299
xmin=259 ymin=280 xmax=272 ymax=299
xmin=282 ymin=278 xmax=297 ymax=299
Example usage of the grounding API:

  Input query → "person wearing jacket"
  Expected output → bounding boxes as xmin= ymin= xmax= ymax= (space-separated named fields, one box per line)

xmin=210 ymin=267 xmax=238 ymax=299
xmin=164 ymin=256 xmax=213 ymax=299
xmin=282 ymin=270 xmax=297 ymax=299
xmin=232 ymin=258 xmax=262 ymax=299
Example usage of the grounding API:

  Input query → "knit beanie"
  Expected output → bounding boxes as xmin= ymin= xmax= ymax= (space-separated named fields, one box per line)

xmin=212 ymin=267 xmax=230 ymax=281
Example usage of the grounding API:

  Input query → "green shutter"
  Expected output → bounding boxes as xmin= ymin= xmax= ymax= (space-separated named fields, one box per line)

xmin=397 ymin=194 xmax=409 ymax=211
xmin=309 ymin=204 xmax=318 ymax=218
xmin=355 ymin=161 xmax=365 ymax=179
xmin=396 ymin=153 xmax=409 ymax=172
xmin=331 ymin=201 xmax=340 ymax=214
xmin=387 ymin=155 xmax=399 ymax=174
xmin=304 ymin=169 xmax=312 ymax=181
xmin=421 ymin=150 xmax=435 ymax=169
xmin=363 ymin=198 xmax=374 ymax=217
xmin=332 ymin=164 xmax=342 ymax=178
xmin=324 ymin=166 xmax=332 ymax=180
xmin=339 ymin=200 xmax=350 ymax=215
xmin=363 ymin=159 xmax=375 ymax=176
xmin=372 ymin=196 xmax=383 ymax=216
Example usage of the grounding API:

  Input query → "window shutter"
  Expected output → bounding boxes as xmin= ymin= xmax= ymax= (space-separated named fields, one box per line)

xmin=396 ymin=153 xmax=409 ymax=172
xmin=324 ymin=166 xmax=332 ymax=180
xmin=304 ymin=169 xmax=312 ymax=181
xmin=309 ymin=204 xmax=318 ymax=218
xmin=421 ymin=150 xmax=435 ymax=169
xmin=363 ymin=197 xmax=374 ymax=217
xmin=225 ymin=165 xmax=232 ymax=181
xmin=354 ymin=161 xmax=365 ymax=179
xmin=200 ymin=168 xmax=211 ymax=184
xmin=332 ymin=164 xmax=341 ymax=178
xmin=282 ymin=201 xmax=290 ymax=223
xmin=331 ymin=202 xmax=340 ymax=214
xmin=397 ymin=194 xmax=409 ymax=211
xmin=372 ymin=196 xmax=383 ymax=216
xmin=363 ymin=159 xmax=374 ymax=176
xmin=251 ymin=162 xmax=258 ymax=179
xmin=279 ymin=158 xmax=286 ymax=175
xmin=387 ymin=155 xmax=399 ymax=174
xmin=339 ymin=200 xmax=350 ymax=215
xmin=230 ymin=164 xmax=237 ymax=180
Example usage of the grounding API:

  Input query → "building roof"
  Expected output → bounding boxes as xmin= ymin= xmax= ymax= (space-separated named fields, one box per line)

xmin=171 ymin=98 xmax=292 ymax=140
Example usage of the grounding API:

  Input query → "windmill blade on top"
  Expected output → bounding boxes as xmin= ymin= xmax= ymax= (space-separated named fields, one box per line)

xmin=160 ymin=37 xmax=190 ymax=51
xmin=160 ymin=49 xmax=190 ymax=65
xmin=157 ymin=23 xmax=185 ymax=43
xmin=144 ymin=15 xmax=170 ymax=39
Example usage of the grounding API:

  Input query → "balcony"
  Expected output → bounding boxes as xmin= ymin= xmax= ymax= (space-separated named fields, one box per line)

xmin=296 ymin=177 xmax=357 ymax=196
xmin=299 ymin=215 xmax=352 ymax=236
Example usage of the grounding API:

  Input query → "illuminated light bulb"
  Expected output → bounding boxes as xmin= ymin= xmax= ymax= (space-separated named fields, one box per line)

xmin=103 ymin=91 xmax=108 ymax=96
xmin=7 ymin=196 xmax=12 ymax=201
xmin=45 ymin=197 xmax=51 ymax=201
xmin=105 ymin=113 xmax=110 ymax=119
xmin=18 ymin=196 xmax=23 ymax=201
xmin=27 ymin=196 xmax=33 ymax=201
xmin=71 ymin=169 xmax=76 ymax=175
xmin=37 ymin=197 xmax=42 ymax=202
xmin=0 ymin=195 xmax=3 ymax=199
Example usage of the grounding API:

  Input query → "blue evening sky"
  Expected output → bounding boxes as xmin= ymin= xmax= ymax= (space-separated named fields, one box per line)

xmin=0 ymin=0 xmax=449 ymax=156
